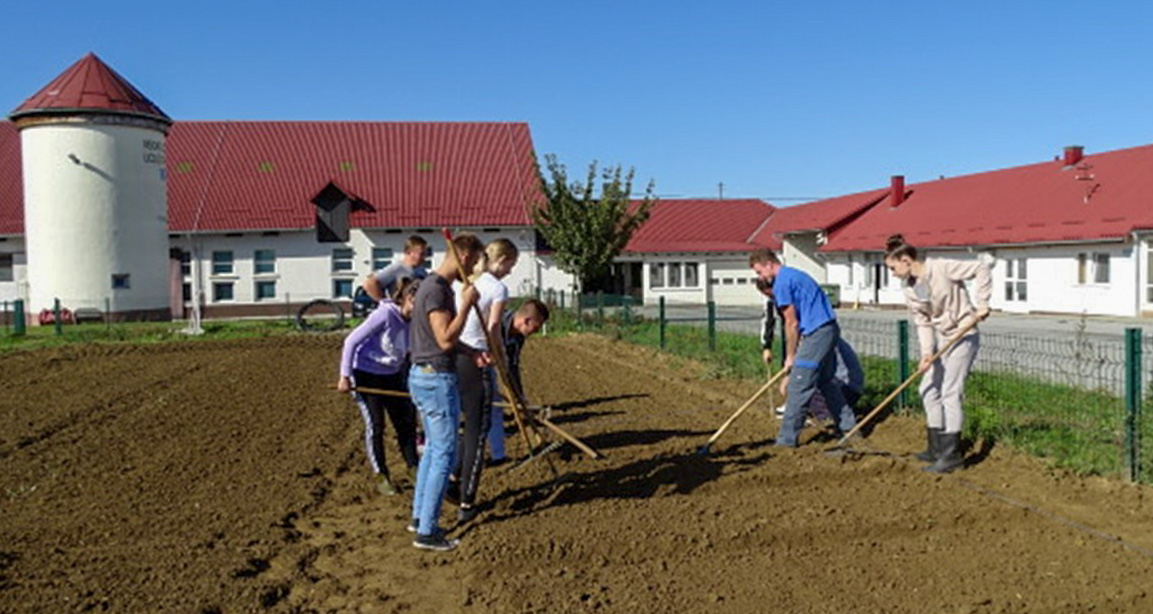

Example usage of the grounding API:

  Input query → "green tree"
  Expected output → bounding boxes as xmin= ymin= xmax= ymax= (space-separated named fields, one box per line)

xmin=532 ymin=154 xmax=655 ymax=291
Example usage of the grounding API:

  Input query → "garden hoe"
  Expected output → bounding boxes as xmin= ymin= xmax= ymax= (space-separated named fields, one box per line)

xmin=698 ymin=368 xmax=789 ymax=456
xmin=825 ymin=317 xmax=981 ymax=458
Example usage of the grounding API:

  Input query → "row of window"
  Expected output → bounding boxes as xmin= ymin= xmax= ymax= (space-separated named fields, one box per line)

xmin=185 ymin=247 xmax=422 ymax=277
xmin=650 ymin=262 xmax=700 ymax=288
xmin=185 ymin=279 xmax=361 ymax=303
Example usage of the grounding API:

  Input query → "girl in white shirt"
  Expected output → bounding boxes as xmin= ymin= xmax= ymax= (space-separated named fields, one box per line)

xmin=450 ymin=238 xmax=518 ymax=521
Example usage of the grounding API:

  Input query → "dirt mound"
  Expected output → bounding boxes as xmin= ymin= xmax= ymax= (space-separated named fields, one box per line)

xmin=2 ymin=334 xmax=1152 ymax=613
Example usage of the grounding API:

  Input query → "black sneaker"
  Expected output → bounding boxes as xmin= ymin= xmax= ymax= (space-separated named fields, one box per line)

xmin=457 ymin=505 xmax=479 ymax=523
xmin=406 ymin=519 xmax=419 ymax=533
xmin=413 ymin=531 xmax=460 ymax=552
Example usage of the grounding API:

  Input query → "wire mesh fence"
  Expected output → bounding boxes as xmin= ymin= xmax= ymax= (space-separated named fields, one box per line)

xmin=547 ymin=293 xmax=1153 ymax=483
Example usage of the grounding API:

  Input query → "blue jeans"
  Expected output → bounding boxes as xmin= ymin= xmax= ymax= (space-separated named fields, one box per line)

xmin=485 ymin=369 xmax=507 ymax=459
xmin=408 ymin=366 xmax=460 ymax=537
xmin=778 ymin=322 xmax=857 ymax=447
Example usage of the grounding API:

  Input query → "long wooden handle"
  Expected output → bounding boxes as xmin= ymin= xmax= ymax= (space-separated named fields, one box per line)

xmin=703 ymin=368 xmax=790 ymax=448
xmin=440 ymin=228 xmax=540 ymax=456
xmin=834 ymin=316 xmax=982 ymax=447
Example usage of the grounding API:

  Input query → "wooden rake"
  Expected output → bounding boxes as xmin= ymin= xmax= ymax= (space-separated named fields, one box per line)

xmin=697 ymin=368 xmax=790 ymax=455
xmin=826 ymin=317 xmax=982 ymax=455
xmin=441 ymin=228 xmax=601 ymax=471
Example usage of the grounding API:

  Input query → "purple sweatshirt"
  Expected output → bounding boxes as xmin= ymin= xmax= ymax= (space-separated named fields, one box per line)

xmin=339 ymin=300 xmax=410 ymax=377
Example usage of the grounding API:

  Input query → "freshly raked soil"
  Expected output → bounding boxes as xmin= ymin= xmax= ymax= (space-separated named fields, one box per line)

xmin=2 ymin=333 xmax=1152 ymax=613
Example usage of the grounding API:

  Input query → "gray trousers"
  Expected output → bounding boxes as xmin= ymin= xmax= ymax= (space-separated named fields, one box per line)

xmin=919 ymin=332 xmax=980 ymax=434
xmin=778 ymin=322 xmax=856 ymax=446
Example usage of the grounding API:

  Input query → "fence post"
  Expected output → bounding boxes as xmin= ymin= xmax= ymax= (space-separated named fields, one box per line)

xmin=659 ymin=295 xmax=667 ymax=350
xmin=623 ymin=296 xmax=632 ymax=326
xmin=560 ymin=289 xmax=566 ymax=312
xmin=707 ymin=301 xmax=716 ymax=351
xmin=596 ymin=291 xmax=604 ymax=327
xmin=105 ymin=297 xmax=112 ymax=331
xmin=13 ymin=299 xmax=25 ymax=337
xmin=576 ymin=292 xmax=583 ymax=331
xmin=54 ymin=298 xmax=63 ymax=336
xmin=897 ymin=320 xmax=910 ymax=409
xmin=1125 ymin=327 xmax=1143 ymax=482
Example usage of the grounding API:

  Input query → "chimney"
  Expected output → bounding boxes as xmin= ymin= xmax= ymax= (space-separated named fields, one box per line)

xmin=889 ymin=175 xmax=905 ymax=207
xmin=1063 ymin=145 xmax=1084 ymax=166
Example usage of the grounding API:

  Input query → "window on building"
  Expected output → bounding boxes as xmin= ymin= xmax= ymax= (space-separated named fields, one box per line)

xmin=1147 ymin=243 xmax=1153 ymax=303
xmin=668 ymin=262 xmax=682 ymax=287
xmin=722 ymin=278 xmax=734 ymax=285
xmin=179 ymin=251 xmax=191 ymax=276
xmin=650 ymin=263 xmax=665 ymax=288
xmin=1078 ymin=253 xmax=1110 ymax=284
xmin=847 ymin=255 xmax=855 ymax=286
xmin=684 ymin=263 xmax=699 ymax=287
xmin=212 ymin=281 xmax=234 ymax=302
xmin=254 ymin=249 xmax=276 ymax=274
xmin=255 ymin=280 xmax=276 ymax=301
xmin=211 ymin=251 xmax=234 ymax=275
xmin=372 ymin=247 xmax=394 ymax=271
xmin=1005 ymin=258 xmax=1027 ymax=302
xmin=0 ymin=253 xmax=12 ymax=282
xmin=332 ymin=248 xmax=354 ymax=273
xmin=333 ymin=278 xmax=353 ymax=298
xmin=1094 ymin=253 xmax=1110 ymax=284
xmin=182 ymin=282 xmax=191 ymax=303
xmin=111 ymin=273 xmax=131 ymax=290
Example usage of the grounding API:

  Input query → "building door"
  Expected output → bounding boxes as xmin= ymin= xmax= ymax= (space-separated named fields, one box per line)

xmin=628 ymin=262 xmax=643 ymax=301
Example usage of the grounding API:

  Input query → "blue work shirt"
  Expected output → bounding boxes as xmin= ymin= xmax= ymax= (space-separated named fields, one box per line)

xmin=772 ymin=266 xmax=836 ymax=336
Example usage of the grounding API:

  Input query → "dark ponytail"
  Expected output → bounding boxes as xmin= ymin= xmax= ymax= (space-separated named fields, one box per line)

xmin=884 ymin=234 xmax=917 ymax=261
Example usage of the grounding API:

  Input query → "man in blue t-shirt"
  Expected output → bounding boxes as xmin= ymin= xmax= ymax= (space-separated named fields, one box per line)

xmin=749 ymin=248 xmax=856 ymax=447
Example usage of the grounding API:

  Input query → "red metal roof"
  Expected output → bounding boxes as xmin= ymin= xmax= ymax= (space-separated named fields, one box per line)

xmin=9 ymin=53 xmax=170 ymax=123
xmin=624 ymin=199 xmax=776 ymax=253
xmin=823 ymin=144 xmax=1153 ymax=252
xmin=0 ymin=120 xmax=539 ymax=235
xmin=168 ymin=121 xmax=538 ymax=231
xmin=0 ymin=122 xmax=21 ymax=235
xmin=750 ymin=188 xmax=887 ymax=249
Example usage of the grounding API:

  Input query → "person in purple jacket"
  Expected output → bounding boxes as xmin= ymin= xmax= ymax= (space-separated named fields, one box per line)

xmin=337 ymin=278 xmax=421 ymax=496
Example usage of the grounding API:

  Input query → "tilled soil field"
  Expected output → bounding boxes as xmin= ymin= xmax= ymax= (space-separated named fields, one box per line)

xmin=2 ymin=333 xmax=1152 ymax=613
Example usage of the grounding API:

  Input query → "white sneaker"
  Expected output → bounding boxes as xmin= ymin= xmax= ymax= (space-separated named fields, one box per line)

xmin=773 ymin=405 xmax=786 ymax=419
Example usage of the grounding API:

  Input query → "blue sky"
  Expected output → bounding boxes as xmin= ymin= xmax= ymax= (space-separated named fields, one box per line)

xmin=4 ymin=1 xmax=1153 ymax=204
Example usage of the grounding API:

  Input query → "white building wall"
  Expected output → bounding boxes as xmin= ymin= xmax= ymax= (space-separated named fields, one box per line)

xmin=171 ymin=226 xmax=573 ymax=311
xmin=21 ymin=122 xmax=169 ymax=314
xmin=781 ymin=234 xmax=826 ymax=282
xmin=827 ymin=242 xmax=1145 ymax=317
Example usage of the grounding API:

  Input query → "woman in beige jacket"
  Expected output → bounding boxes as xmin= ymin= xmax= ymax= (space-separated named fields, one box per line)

xmin=884 ymin=235 xmax=991 ymax=473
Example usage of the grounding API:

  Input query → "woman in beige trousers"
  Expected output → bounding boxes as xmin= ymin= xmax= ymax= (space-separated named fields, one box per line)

xmin=884 ymin=234 xmax=992 ymax=473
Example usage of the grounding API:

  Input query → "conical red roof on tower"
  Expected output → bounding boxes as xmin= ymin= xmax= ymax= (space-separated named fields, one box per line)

xmin=8 ymin=53 xmax=170 ymax=123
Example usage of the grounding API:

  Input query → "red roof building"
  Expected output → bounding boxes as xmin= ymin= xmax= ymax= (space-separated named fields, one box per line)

xmin=0 ymin=120 xmax=538 ymax=236
xmin=823 ymin=145 xmax=1153 ymax=253
xmin=624 ymin=198 xmax=776 ymax=253
xmin=166 ymin=121 xmax=538 ymax=232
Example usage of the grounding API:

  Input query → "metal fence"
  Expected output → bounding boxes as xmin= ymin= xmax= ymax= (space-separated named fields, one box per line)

xmin=551 ymin=294 xmax=1153 ymax=483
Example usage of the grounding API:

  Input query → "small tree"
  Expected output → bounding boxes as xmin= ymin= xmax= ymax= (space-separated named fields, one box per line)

xmin=532 ymin=154 xmax=655 ymax=292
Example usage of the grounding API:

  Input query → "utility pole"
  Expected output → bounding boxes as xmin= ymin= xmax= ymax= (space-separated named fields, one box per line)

xmin=718 ymin=182 xmax=724 ymax=199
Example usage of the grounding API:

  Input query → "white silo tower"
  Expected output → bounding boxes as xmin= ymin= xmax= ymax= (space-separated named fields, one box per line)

xmin=8 ymin=53 xmax=173 ymax=320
